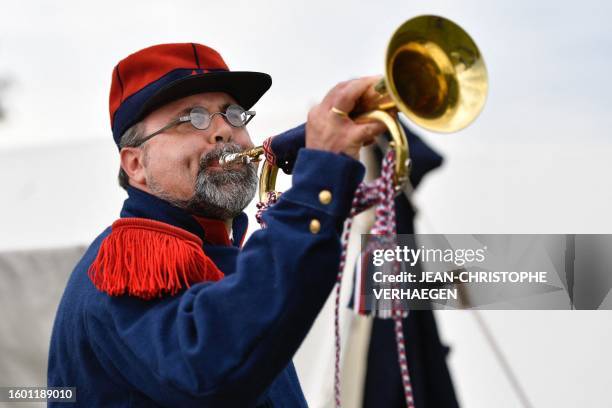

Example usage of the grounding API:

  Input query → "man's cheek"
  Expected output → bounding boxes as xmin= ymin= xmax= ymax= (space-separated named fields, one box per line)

xmin=235 ymin=131 xmax=254 ymax=149
xmin=171 ymin=155 xmax=200 ymax=187
xmin=163 ymin=160 xmax=197 ymax=198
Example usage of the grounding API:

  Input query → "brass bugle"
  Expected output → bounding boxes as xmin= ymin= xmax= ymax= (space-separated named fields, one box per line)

xmin=221 ymin=15 xmax=488 ymax=202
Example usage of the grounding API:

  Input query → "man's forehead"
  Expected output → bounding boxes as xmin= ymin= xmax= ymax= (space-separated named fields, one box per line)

xmin=168 ymin=92 xmax=237 ymax=113
xmin=149 ymin=92 xmax=238 ymax=120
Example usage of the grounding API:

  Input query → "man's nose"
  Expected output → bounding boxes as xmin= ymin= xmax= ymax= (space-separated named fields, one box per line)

xmin=207 ymin=113 xmax=233 ymax=144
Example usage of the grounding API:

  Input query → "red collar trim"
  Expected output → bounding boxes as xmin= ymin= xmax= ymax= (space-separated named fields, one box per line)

xmin=114 ymin=217 xmax=204 ymax=245
xmin=193 ymin=216 xmax=232 ymax=246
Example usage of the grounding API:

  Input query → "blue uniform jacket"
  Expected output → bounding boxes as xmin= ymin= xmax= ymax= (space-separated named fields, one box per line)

xmin=47 ymin=148 xmax=365 ymax=407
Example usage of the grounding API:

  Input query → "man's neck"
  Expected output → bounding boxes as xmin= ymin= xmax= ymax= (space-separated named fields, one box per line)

xmin=224 ymin=219 xmax=233 ymax=238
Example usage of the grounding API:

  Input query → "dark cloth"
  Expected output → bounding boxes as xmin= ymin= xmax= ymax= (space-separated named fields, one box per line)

xmin=363 ymin=313 xmax=458 ymax=408
xmin=363 ymin=125 xmax=459 ymax=408
xmin=48 ymin=148 xmax=365 ymax=407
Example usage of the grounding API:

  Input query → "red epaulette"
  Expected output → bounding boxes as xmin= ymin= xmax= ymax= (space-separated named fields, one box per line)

xmin=88 ymin=218 xmax=224 ymax=300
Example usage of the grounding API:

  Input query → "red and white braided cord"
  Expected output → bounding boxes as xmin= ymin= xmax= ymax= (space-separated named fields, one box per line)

xmin=333 ymin=150 xmax=414 ymax=408
xmin=255 ymin=191 xmax=281 ymax=227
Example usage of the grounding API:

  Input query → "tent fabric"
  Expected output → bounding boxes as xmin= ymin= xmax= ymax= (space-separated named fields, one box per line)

xmin=0 ymin=247 xmax=85 ymax=406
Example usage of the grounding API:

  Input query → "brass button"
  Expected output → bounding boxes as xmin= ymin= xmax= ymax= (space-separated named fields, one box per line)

xmin=319 ymin=190 xmax=332 ymax=205
xmin=309 ymin=219 xmax=321 ymax=234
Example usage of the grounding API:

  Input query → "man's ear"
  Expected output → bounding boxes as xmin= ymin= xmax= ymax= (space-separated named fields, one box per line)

xmin=120 ymin=147 xmax=147 ymax=187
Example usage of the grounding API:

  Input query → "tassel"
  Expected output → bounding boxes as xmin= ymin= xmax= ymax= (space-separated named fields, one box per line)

xmin=88 ymin=218 xmax=223 ymax=300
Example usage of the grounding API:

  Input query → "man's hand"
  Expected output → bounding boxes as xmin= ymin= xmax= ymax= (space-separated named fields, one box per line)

xmin=306 ymin=76 xmax=387 ymax=160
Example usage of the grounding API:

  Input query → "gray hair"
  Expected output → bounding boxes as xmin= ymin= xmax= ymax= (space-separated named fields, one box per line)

xmin=117 ymin=122 xmax=145 ymax=190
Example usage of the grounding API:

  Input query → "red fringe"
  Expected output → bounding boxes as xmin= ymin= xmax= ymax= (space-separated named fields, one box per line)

xmin=88 ymin=218 xmax=224 ymax=300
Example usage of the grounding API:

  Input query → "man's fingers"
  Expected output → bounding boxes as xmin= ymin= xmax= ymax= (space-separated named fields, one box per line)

xmin=321 ymin=76 xmax=382 ymax=112
xmin=321 ymin=80 xmax=352 ymax=106
xmin=330 ymin=75 xmax=383 ymax=113
xmin=351 ymin=121 xmax=387 ymax=145
xmin=308 ymin=76 xmax=387 ymax=159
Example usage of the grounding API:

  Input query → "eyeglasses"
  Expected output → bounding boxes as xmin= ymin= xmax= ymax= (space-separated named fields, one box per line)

xmin=133 ymin=104 xmax=256 ymax=147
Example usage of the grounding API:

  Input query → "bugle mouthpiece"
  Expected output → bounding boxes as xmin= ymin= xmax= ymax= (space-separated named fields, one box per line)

xmin=219 ymin=152 xmax=242 ymax=165
xmin=219 ymin=146 xmax=265 ymax=165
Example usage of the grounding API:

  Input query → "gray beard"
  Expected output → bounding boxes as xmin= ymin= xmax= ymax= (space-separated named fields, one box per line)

xmin=153 ymin=143 xmax=258 ymax=220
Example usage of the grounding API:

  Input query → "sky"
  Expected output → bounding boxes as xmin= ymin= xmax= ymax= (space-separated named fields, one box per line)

xmin=1 ymin=0 xmax=610 ymax=148
xmin=1 ymin=0 xmax=610 ymax=251
xmin=1 ymin=1 xmax=611 ymax=406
